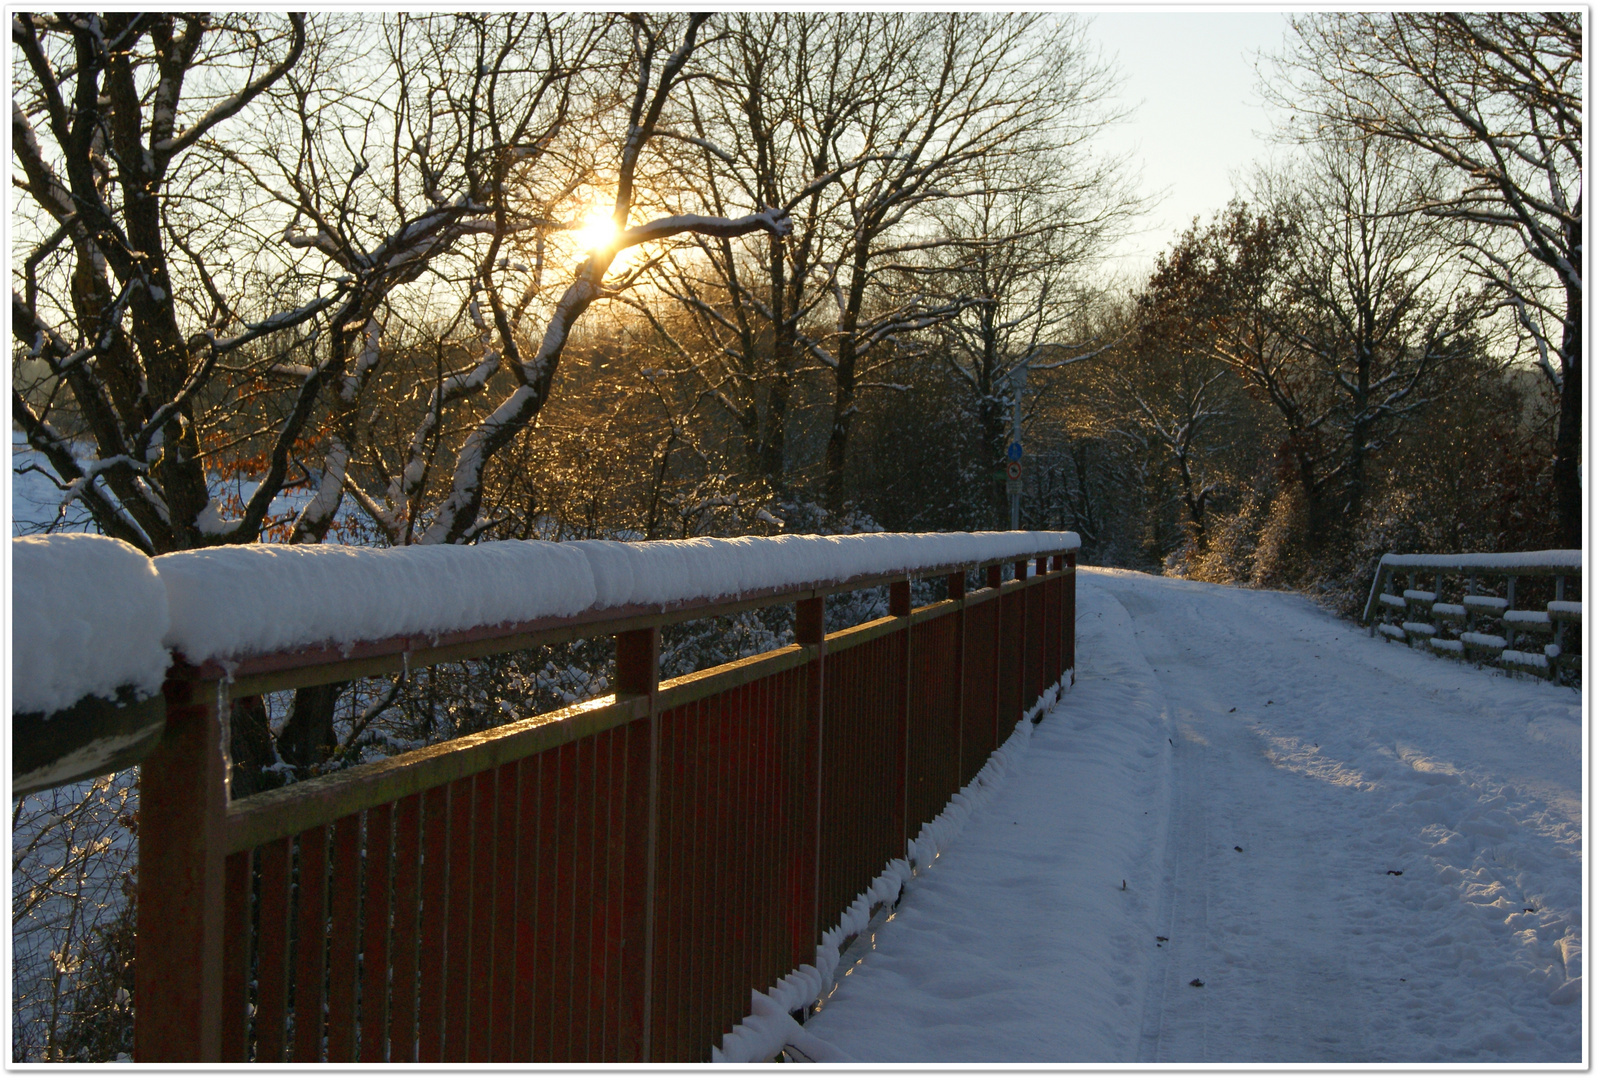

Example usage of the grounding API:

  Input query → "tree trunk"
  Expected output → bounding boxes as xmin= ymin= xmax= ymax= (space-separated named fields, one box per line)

xmin=823 ymin=247 xmax=872 ymax=515
xmin=822 ymin=367 xmax=855 ymax=514
xmin=759 ymin=232 xmax=792 ymax=489
xmin=760 ymin=360 xmax=791 ymax=488
xmin=980 ymin=392 xmax=1009 ymax=530
xmin=276 ymin=682 xmax=346 ymax=769
xmin=1554 ymin=281 xmax=1581 ymax=548
xmin=227 ymin=697 xmax=278 ymax=799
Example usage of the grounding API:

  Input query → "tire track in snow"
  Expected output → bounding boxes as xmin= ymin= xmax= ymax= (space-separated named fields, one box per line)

xmin=1120 ymin=579 xmax=1372 ymax=1062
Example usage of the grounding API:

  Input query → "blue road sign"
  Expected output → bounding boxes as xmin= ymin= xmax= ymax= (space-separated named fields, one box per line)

xmin=1006 ymin=441 xmax=1023 ymax=462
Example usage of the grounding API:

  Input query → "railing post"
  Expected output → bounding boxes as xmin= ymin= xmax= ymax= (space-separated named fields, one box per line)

xmin=616 ymin=627 xmax=659 ymax=1063
xmin=888 ymin=581 xmax=912 ymax=847
xmin=946 ymin=571 xmax=967 ymax=788
xmin=1044 ymin=555 xmax=1062 ymax=686
xmin=1031 ymin=557 xmax=1048 ymax=707
xmin=1012 ymin=560 xmax=1028 ymax=721
xmin=793 ymin=597 xmax=826 ymax=963
xmin=1553 ymin=575 xmax=1567 ymax=670
xmin=135 ymin=668 xmax=228 ymax=1061
xmin=1505 ymin=576 xmax=1518 ymax=653
xmin=986 ymin=564 xmax=1003 ymax=749
xmin=1065 ymin=552 xmax=1076 ymax=683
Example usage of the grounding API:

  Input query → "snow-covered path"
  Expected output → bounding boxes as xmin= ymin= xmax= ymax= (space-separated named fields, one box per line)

xmin=801 ymin=569 xmax=1583 ymax=1063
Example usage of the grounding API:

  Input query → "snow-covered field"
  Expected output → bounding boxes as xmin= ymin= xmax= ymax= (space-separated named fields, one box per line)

xmin=796 ymin=568 xmax=1583 ymax=1064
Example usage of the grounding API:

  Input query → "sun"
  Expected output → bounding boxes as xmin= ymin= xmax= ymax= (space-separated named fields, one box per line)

xmin=570 ymin=207 xmax=641 ymax=272
xmin=572 ymin=209 xmax=619 ymax=253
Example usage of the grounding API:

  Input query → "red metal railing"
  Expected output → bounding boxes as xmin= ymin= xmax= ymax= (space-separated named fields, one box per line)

xmin=135 ymin=547 xmax=1076 ymax=1062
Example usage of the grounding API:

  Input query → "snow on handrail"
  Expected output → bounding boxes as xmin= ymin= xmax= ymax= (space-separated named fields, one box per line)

xmin=1361 ymin=549 xmax=1581 ymax=626
xmin=1375 ymin=549 xmax=1581 ymax=572
xmin=14 ymin=530 xmax=1079 ymax=719
xmin=154 ymin=530 xmax=1077 ymax=665
xmin=12 ymin=534 xmax=172 ymax=716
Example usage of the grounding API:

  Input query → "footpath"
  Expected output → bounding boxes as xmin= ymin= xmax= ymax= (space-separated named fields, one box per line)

xmin=797 ymin=569 xmax=1582 ymax=1064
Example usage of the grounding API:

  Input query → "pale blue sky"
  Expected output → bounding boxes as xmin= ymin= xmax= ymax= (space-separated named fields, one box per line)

xmin=1087 ymin=10 xmax=1294 ymax=278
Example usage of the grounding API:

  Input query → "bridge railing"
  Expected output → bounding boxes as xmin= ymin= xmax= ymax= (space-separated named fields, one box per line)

xmin=1360 ymin=550 xmax=1581 ymax=681
xmin=15 ymin=531 xmax=1076 ymax=1062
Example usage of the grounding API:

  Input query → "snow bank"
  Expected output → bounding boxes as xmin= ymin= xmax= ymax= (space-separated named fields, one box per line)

xmin=155 ymin=531 xmax=1078 ymax=663
xmin=798 ymin=581 xmax=1173 ymax=1062
xmin=12 ymin=534 xmax=171 ymax=715
xmin=154 ymin=540 xmax=598 ymax=662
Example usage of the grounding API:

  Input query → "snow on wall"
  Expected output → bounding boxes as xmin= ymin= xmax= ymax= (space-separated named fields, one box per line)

xmin=11 ymin=534 xmax=171 ymax=715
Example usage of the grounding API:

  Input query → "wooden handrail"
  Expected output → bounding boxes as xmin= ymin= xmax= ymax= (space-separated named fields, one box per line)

xmin=1361 ymin=549 xmax=1581 ymax=682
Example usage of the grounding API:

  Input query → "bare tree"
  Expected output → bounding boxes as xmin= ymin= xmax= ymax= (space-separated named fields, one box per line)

xmin=642 ymin=12 xmax=915 ymax=496
xmin=1279 ymin=11 xmax=1581 ymax=545
xmin=923 ymin=140 xmax=1135 ymax=528
xmin=12 ymin=13 xmax=310 ymax=552
xmin=12 ymin=13 xmax=790 ymax=556
xmin=1187 ymin=145 xmax=1484 ymax=542
xmin=644 ymin=13 xmax=1129 ymax=518
xmin=812 ymin=12 xmax=1121 ymax=514
xmin=1114 ymin=263 xmax=1256 ymax=549
xmin=1263 ymin=137 xmax=1485 ymax=525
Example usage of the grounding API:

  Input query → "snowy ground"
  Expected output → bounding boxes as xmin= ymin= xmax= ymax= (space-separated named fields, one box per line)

xmin=799 ymin=569 xmax=1584 ymax=1064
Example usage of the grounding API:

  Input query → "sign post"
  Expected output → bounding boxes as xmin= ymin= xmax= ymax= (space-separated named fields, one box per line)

xmin=1008 ymin=365 xmax=1026 ymax=530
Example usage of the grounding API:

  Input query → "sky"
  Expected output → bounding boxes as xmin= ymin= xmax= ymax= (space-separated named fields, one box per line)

xmin=1085 ymin=10 xmax=1295 ymax=279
